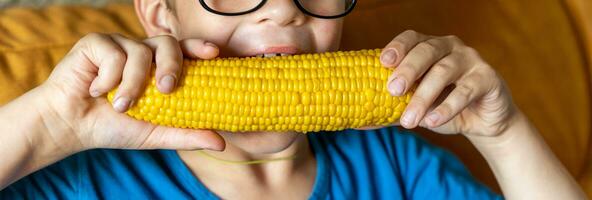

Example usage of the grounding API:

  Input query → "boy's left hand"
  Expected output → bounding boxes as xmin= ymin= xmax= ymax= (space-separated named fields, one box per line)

xmin=375 ymin=30 xmax=517 ymax=137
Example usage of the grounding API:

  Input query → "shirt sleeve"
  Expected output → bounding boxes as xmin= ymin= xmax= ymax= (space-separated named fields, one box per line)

xmin=0 ymin=152 xmax=87 ymax=200
xmin=391 ymin=129 xmax=504 ymax=200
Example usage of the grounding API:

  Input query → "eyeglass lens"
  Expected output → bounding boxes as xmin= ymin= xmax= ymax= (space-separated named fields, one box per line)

xmin=201 ymin=0 xmax=355 ymax=17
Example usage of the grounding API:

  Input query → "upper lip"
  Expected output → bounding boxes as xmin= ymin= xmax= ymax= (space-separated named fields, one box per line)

xmin=245 ymin=46 xmax=303 ymax=57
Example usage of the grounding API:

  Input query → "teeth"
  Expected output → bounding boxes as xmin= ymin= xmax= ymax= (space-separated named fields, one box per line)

xmin=255 ymin=53 xmax=292 ymax=58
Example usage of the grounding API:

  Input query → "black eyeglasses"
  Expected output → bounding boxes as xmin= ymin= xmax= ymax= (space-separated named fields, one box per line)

xmin=198 ymin=0 xmax=357 ymax=19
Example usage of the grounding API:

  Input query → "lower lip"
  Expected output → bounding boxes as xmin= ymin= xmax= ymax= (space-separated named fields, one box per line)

xmin=264 ymin=46 xmax=300 ymax=54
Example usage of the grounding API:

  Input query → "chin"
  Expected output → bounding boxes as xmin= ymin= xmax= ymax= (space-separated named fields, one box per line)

xmin=216 ymin=131 xmax=302 ymax=154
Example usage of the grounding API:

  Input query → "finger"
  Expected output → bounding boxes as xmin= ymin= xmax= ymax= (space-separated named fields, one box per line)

xmin=380 ymin=30 xmax=430 ymax=68
xmin=421 ymin=72 xmax=489 ymax=128
xmin=137 ymin=126 xmax=226 ymax=150
xmin=179 ymin=39 xmax=219 ymax=59
xmin=78 ymin=33 xmax=127 ymax=97
xmin=102 ymin=107 xmax=226 ymax=150
xmin=398 ymin=54 xmax=463 ymax=128
xmin=109 ymin=34 xmax=153 ymax=113
xmin=143 ymin=35 xmax=183 ymax=94
xmin=386 ymin=37 xmax=454 ymax=97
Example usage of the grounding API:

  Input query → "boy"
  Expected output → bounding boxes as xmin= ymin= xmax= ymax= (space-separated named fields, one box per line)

xmin=0 ymin=0 xmax=586 ymax=199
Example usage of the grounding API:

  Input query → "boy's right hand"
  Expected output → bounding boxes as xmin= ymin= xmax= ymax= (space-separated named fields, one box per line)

xmin=37 ymin=33 xmax=225 ymax=153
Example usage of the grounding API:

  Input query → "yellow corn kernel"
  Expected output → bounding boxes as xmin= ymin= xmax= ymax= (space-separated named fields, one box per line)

xmin=107 ymin=49 xmax=414 ymax=133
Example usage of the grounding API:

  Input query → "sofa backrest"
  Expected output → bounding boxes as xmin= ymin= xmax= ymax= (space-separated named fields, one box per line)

xmin=0 ymin=1 xmax=590 ymax=193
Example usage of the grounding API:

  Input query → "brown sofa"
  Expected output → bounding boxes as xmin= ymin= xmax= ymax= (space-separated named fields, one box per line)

xmin=0 ymin=0 xmax=590 ymax=196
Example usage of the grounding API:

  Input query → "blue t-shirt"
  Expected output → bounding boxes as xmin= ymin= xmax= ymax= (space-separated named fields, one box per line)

xmin=1 ymin=127 xmax=502 ymax=199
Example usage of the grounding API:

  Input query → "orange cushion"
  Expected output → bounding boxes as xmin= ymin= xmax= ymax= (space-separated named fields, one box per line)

xmin=562 ymin=0 xmax=592 ymax=195
xmin=0 ymin=4 xmax=145 ymax=104
xmin=0 ymin=1 xmax=590 ymax=195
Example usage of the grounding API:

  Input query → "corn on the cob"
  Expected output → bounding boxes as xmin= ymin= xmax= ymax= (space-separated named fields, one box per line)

xmin=107 ymin=49 xmax=413 ymax=133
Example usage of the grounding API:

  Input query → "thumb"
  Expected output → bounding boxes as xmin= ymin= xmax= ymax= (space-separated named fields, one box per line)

xmin=135 ymin=125 xmax=226 ymax=151
xmin=93 ymin=102 xmax=226 ymax=151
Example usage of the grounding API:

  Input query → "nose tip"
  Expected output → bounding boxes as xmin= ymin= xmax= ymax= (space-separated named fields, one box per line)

xmin=255 ymin=0 xmax=306 ymax=26
xmin=258 ymin=15 xmax=297 ymax=27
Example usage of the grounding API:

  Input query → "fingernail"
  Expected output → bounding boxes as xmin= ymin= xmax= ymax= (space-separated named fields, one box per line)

xmin=90 ymin=90 xmax=101 ymax=97
xmin=380 ymin=49 xmax=398 ymax=65
xmin=426 ymin=112 xmax=440 ymax=126
xmin=388 ymin=78 xmax=406 ymax=96
xmin=401 ymin=110 xmax=417 ymax=127
xmin=159 ymin=75 xmax=176 ymax=93
xmin=113 ymin=97 xmax=131 ymax=112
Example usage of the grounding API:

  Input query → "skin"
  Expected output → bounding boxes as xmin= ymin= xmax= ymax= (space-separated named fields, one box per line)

xmin=0 ymin=0 xmax=586 ymax=199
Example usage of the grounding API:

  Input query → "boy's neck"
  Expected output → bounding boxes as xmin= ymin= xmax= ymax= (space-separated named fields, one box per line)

xmin=176 ymin=135 xmax=317 ymax=195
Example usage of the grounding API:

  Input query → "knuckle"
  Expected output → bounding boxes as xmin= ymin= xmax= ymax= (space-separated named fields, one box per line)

xmin=416 ymin=41 xmax=440 ymax=58
xmin=156 ymin=35 xmax=178 ymax=43
xmin=455 ymin=83 xmax=474 ymax=101
xmin=77 ymin=33 xmax=105 ymax=48
xmin=135 ymin=44 xmax=154 ymax=60
xmin=391 ymin=41 xmax=408 ymax=53
xmin=465 ymin=72 xmax=483 ymax=84
xmin=431 ymin=63 xmax=454 ymax=76
xmin=418 ymin=41 xmax=438 ymax=52
xmin=94 ymin=81 xmax=115 ymax=92
xmin=143 ymin=35 xmax=177 ymax=47
xmin=410 ymin=94 xmax=429 ymax=107
xmin=474 ymin=65 xmax=492 ymax=78
xmin=471 ymin=69 xmax=487 ymax=79
xmin=400 ymin=62 xmax=419 ymax=77
xmin=444 ymin=35 xmax=463 ymax=45
xmin=403 ymin=29 xmax=418 ymax=36
xmin=110 ymin=51 xmax=127 ymax=64
xmin=436 ymin=102 xmax=453 ymax=116
xmin=476 ymin=66 xmax=501 ymax=88
xmin=481 ymin=64 xmax=497 ymax=77
xmin=82 ymin=32 xmax=104 ymax=41
xmin=460 ymin=46 xmax=479 ymax=57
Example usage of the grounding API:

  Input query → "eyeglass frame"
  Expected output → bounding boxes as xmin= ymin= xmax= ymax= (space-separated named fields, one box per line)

xmin=198 ymin=0 xmax=357 ymax=19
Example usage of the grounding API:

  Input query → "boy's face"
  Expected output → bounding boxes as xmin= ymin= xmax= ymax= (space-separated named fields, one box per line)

xmin=174 ymin=0 xmax=344 ymax=58
xmin=137 ymin=0 xmax=344 ymax=154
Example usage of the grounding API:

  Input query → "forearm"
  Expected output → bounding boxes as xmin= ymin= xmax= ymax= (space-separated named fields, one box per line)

xmin=467 ymin=111 xmax=586 ymax=199
xmin=0 ymin=86 xmax=79 ymax=189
